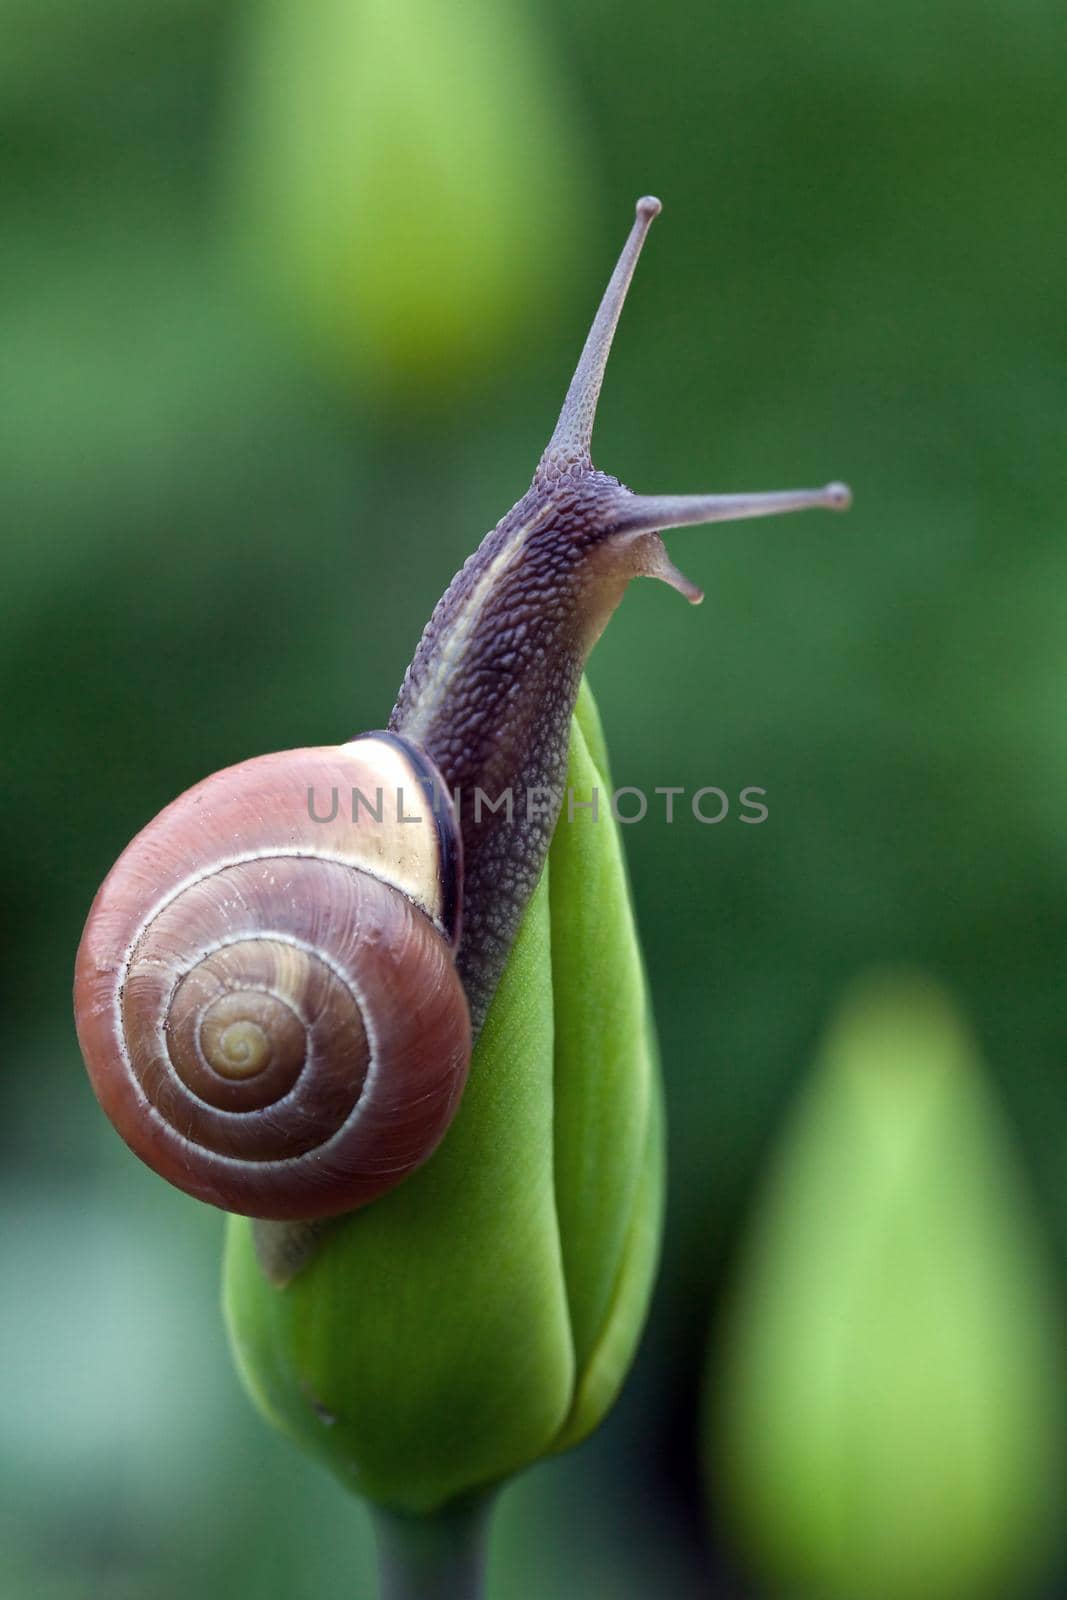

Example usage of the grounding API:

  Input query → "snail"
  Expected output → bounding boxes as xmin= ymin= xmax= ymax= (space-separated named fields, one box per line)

xmin=74 ymin=197 xmax=850 ymax=1226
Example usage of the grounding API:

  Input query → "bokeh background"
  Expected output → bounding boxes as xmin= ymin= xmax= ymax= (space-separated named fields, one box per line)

xmin=3 ymin=1 xmax=1067 ymax=1595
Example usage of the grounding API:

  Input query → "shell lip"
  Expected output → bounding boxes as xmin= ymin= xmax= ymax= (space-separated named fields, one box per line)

xmin=354 ymin=730 xmax=464 ymax=949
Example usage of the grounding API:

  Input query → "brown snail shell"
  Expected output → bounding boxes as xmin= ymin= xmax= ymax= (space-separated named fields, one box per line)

xmin=74 ymin=734 xmax=470 ymax=1220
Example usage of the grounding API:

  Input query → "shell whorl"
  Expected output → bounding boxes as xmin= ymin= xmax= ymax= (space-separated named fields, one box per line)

xmin=74 ymin=736 xmax=470 ymax=1220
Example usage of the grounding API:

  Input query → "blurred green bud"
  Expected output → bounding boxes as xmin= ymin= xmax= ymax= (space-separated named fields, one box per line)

xmin=224 ymin=680 xmax=664 ymax=1513
xmin=711 ymin=971 xmax=1064 ymax=1600
xmin=225 ymin=0 xmax=587 ymax=392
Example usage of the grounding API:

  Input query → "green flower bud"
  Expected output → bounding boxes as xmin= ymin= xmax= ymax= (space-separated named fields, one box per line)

xmin=224 ymin=680 xmax=664 ymax=1513
xmin=225 ymin=0 xmax=586 ymax=391
xmin=710 ymin=972 xmax=1064 ymax=1600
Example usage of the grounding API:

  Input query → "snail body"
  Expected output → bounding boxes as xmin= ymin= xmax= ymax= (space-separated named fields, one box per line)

xmin=75 ymin=197 xmax=850 ymax=1220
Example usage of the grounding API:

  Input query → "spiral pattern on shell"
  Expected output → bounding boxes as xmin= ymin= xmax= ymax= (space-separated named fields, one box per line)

xmin=74 ymin=735 xmax=470 ymax=1220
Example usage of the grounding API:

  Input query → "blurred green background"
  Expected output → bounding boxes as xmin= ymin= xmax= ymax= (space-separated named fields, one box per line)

xmin=3 ymin=0 xmax=1067 ymax=1595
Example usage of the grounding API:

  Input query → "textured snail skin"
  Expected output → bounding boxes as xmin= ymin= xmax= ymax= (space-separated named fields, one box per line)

xmin=74 ymin=737 xmax=470 ymax=1220
xmin=391 ymin=469 xmax=680 ymax=1035
xmin=391 ymin=199 xmax=848 ymax=1035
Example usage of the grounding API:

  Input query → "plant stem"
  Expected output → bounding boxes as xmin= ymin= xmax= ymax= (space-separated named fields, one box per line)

xmin=371 ymin=1493 xmax=495 ymax=1600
